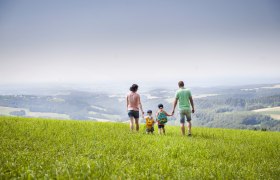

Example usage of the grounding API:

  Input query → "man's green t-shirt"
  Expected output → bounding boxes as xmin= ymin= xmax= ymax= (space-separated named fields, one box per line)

xmin=175 ymin=88 xmax=192 ymax=111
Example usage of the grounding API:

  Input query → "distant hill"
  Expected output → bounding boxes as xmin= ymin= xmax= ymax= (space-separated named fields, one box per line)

xmin=0 ymin=116 xmax=280 ymax=179
xmin=0 ymin=83 xmax=280 ymax=131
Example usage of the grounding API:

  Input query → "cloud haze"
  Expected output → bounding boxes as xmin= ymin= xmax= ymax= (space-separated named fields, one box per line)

xmin=0 ymin=0 xmax=279 ymax=86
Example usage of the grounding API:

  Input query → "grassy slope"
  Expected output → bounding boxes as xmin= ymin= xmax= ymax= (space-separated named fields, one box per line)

xmin=0 ymin=117 xmax=280 ymax=179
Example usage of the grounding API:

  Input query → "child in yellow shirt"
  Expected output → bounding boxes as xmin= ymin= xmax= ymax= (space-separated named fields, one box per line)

xmin=145 ymin=110 xmax=155 ymax=134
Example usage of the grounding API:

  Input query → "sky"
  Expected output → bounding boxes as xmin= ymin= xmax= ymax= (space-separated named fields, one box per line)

xmin=0 ymin=0 xmax=280 ymax=87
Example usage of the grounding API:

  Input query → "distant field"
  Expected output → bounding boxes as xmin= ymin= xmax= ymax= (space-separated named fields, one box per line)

xmin=0 ymin=106 xmax=70 ymax=119
xmin=262 ymin=84 xmax=280 ymax=89
xmin=193 ymin=94 xmax=219 ymax=98
xmin=165 ymin=94 xmax=219 ymax=103
xmin=252 ymin=106 xmax=280 ymax=120
xmin=0 ymin=116 xmax=280 ymax=179
xmin=89 ymin=111 xmax=121 ymax=120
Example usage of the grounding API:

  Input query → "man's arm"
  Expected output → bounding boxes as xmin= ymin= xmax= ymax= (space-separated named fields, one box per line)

xmin=171 ymin=98 xmax=178 ymax=115
xmin=164 ymin=111 xmax=172 ymax=116
xmin=189 ymin=96 xmax=195 ymax=113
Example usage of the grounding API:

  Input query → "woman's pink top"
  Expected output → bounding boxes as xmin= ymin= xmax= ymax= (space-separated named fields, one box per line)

xmin=127 ymin=91 xmax=140 ymax=111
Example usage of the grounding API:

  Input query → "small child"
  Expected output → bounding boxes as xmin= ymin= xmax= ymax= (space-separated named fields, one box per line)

xmin=145 ymin=110 xmax=155 ymax=134
xmin=156 ymin=104 xmax=172 ymax=135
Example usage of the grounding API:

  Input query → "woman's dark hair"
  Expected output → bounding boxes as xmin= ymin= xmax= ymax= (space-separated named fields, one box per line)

xmin=130 ymin=84 xmax=138 ymax=92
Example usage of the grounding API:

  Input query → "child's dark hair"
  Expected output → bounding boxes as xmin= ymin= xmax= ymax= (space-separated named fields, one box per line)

xmin=129 ymin=84 xmax=138 ymax=92
xmin=158 ymin=104 xmax=163 ymax=109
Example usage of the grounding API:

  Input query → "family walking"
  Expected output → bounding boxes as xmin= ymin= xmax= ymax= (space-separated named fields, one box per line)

xmin=126 ymin=81 xmax=195 ymax=136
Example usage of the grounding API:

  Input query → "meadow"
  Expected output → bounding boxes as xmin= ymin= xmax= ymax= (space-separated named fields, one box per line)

xmin=253 ymin=106 xmax=280 ymax=120
xmin=0 ymin=116 xmax=280 ymax=179
xmin=0 ymin=106 xmax=70 ymax=120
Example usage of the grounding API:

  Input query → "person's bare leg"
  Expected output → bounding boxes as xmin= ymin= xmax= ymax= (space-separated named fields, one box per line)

xmin=135 ymin=118 xmax=139 ymax=131
xmin=163 ymin=127 xmax=165 ymax=135
xmin=179 ymin=112 xmax=186 ymax=136
xmin=158 ymin=128 xmax=161 ymax=135
xmin=129 ymin=117 xmax=134 ymax=131
xmin=181 ymin=123 xmax=185 ymax=136
xmin=187 ymin=121 xmax=192 ymax=135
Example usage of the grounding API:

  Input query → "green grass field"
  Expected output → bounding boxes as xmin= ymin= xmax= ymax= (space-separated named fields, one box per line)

xmin=1 ymin=116 xmax=280 ymax=179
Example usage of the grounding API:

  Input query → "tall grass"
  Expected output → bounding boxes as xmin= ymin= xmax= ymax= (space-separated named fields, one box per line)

xmin=0 ymin=116 xmax=280 ymax=179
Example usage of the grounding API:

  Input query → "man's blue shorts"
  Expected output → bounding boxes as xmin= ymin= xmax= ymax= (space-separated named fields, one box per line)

xmin=179 ymin=109 xmax=192 ymax=124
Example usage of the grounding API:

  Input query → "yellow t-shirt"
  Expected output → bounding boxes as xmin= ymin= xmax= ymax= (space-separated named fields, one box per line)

xmin=145 ymin=116 xmax=155 ymax=128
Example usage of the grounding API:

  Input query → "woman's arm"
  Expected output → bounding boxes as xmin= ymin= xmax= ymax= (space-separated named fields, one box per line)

xmin=138 ymin=96 xmax=144 ymax=117
xmin=126 ymin=96 xmax=129 ymax=111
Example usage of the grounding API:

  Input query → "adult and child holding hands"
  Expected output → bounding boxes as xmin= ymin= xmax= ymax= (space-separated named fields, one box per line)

xmin=126 ymin=81 xmax=195 ymax=136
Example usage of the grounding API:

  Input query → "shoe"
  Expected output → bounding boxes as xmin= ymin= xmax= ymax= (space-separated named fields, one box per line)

xmin=188 ymin=133 xmax=192 ymax=137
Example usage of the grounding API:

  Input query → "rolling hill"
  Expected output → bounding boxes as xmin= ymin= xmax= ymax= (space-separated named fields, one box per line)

xmin=1 ymin=83 xmax=280 ymax=131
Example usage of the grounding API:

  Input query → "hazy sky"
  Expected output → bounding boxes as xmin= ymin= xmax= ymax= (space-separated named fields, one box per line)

xmin=0 ymin=0 xmax=279 ymax=86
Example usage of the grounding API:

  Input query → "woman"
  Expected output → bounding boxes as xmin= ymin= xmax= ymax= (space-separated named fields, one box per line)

xmin=126 ymin=84 xmax=144 ymax=131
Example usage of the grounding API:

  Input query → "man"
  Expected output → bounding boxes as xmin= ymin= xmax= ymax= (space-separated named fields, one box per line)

xmin=171 ymin=81 xmax=195 ymax=136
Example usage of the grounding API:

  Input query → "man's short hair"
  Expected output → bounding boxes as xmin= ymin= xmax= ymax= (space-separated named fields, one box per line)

xmin=178 ymin=81 xmax=184 ymax=87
